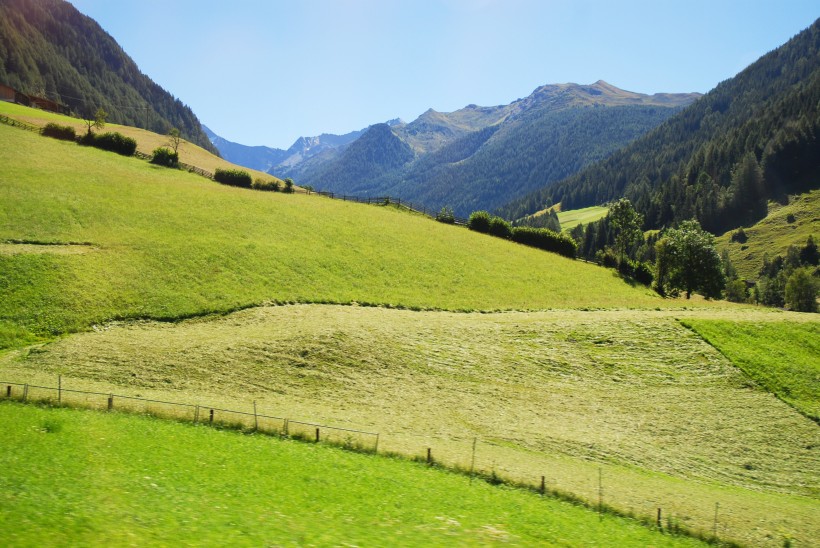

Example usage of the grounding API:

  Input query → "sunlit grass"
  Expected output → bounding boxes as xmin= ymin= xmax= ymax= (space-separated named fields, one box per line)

xmin=681 ymin=319 xmax=820 ymax=421
xmin=0 ymin=121 xmax=670 ymax=348
xmin=0 ymin=401 xmax=707 ymax=547
xmin=4 ymin=305 xmax=817 ymax=547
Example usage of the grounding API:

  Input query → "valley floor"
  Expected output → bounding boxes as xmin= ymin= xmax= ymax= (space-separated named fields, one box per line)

xmin=2 ymin=304 xmax=817 ymax=547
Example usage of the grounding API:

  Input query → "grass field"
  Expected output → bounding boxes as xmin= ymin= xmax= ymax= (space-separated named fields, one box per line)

xmin=0 ymin=120 xmax=675 ymax=349
xmin=0 ymin=401 xmax=709 ymax=547
xmin=681 ymin=319 xmax=820 ymax=421
xmin=3 ymin=305 xmax=817 ymax=547
xmin=716 ymin=190 xmax=820 ymax=280
xmin=3 ymin=103 xmax=819 ymax=547
xmin=0 ymin=101 xmax=279 ymax=183
xmin=557 ymin=205 xmax=610 ymax=231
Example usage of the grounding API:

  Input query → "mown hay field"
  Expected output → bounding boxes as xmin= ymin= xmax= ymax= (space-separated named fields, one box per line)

xmin=3 ymin=305 xmax=817 ymax=547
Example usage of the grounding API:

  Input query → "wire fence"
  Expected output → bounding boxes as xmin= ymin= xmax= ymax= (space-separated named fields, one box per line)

xmin=1 ymin=380 xmax=379 ymax=452
xmin=301 ymin=190 xmax=469 ymax=225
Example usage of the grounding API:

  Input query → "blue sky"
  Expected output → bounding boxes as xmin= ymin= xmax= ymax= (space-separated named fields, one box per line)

xmin=69 ymin=0 xmax=818 ymax=149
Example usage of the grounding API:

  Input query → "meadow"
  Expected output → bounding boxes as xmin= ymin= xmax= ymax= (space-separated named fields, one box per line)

xmin=0 ymin=401 xmax=708 ymax=547
xmin=716 ymin=189 xmax=820 ymax=280
xmin=2 ymin=104 xmax=818 ymax=547
xmin=682 ymin=319 xmax=820 ymax=421
xmin=556 ymin=205 xmax=610 ymax=230
xmin=0 ymin=101 xmax=278 ymax=182
xmin=0 ymin=118 xmax=669 ymax=349
xmin=3 ymin=305 xmax=817 ymax=547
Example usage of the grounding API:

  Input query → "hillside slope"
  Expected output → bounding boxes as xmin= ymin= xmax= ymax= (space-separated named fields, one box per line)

xmin=500 ymin=19 xmax=820 ymax=234
xmin=299 ymin=81 xmax=697 ymax=215
xmin=0 ymin=117 xmax=671 ymax=348
xmin=0 ymin=0 xmax=217 ymax=153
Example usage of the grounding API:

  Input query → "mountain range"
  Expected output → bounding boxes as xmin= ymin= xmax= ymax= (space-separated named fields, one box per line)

xmin=208 ymin=81 xmax=699 ymax=216
xmin=499 ymin=17 xmax=820 ymax=235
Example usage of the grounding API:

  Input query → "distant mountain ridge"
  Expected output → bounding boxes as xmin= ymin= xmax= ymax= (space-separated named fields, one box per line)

xmin=0 ymin=0 xmax=217 ymax=154
xmin=293 ymin=80 xmax=699 ymax=215
xmin=498 ymin=19 xmax=820 ymax=234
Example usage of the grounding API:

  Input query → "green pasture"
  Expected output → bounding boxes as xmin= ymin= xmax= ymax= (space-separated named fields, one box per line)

xmin=0 ymin=402 xmax=708 ymax=547
xmin=557 ymin=205 xmax=610 ymax=230
xmin=4 ymin=305 xmax=817 ymax=547
xmin=682 ymin=319 xmax=820 ymax=420
xmin=0 ymin=121 xmax=671 ymax=349
xmin=717 ymin=189 xmax=820 ymax=280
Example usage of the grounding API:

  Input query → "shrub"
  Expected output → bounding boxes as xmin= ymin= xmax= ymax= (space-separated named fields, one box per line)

xmin=785 ymin=268 xmax=819 ymax=312
xmin=725 ymin=278 xmax=749 ymax=303
xmin=214 ymin=168 xmax=252 ymax=188
xmin=488 ymin=216 xmax=513 ymax=239
xmin=84 ymin=132 xmax=137 ymax=156
xmin=731 ymin=228 xmax=748 ymax=243
xmin=511 ymin=226 xmax=577 ymax=259
xmin=617 ymin=258 xmax=635 ymax=278
xmin=150 ymin=147 xmax=179 ymax=167
xmin=596 ymin=248 xmax=619 ymax=268
xmin=252 ymin=178 xmax=281 ymax=191
xmin=436 ymin=206 xmax=456 ymax=224
xmin=786 ymin=213 xmax=796 ymax=224
xmin=42 ymin=123 xmax=76 ymax=141
xmin=467 ymin=210 xmax=492 ymax=233
xmin=632 ymin=261 xmax=654 ymax=286
xmin=283 ymin=178 xmax=294 ymax=193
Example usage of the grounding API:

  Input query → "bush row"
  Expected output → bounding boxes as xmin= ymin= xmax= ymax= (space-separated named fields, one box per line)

xmin=467 ymin=210 xmax=577 ymax=259
xmin=80 ymin=131 xmax=137 ymax=156
xmin=214 ymin=168 xmax=253 ymax=188
xmin=150 ymin=147 xmax=179 ymax=167
xmin=42 ymin=123 xmax=76 ymax=141
xmin=595 ymin=249 xmax=654 ymax=286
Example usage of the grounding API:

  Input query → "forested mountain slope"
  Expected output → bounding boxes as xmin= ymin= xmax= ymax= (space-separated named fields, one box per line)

xmin=0 ymin=0 xmax=216 ymax=153
xmin=499 ymin=19 xmax=820 ymax=234
xmin=299 ymin=81 xmax=697 ymax=215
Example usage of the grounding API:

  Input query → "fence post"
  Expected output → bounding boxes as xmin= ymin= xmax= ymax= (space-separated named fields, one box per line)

xmin=540 ymin=476 xmax=546 ymax=495
xmin=194 ymin=405 xmax=200 ymax=424
xmin=374 ymin=433 xmax=379 ymax=453
xmin=598 ymin=467 xmax=603 ymax=520
xmin=107 ymin=394 xmax=113 ymax=411
xmin=469 ymin=437 xmax=477 ymax=484
xmin=427 ymin=447 xmax=432 ymax=465
xmin=283 ymin=418 xmax=289 ymax=436
xmin=23 ymin=384 xmax=28 ymax=402
xmin=58 ymin=375 xmax=62 ymax=405
xmin=253 ymin=401 xmax=258 ymax=431
xmin=6 ymin=385 xmax=11 ymax=398
xmin=315 ymin=427 xmax=320 ymax=442
xmin=657 ymin=507 xmax=662 ymax=529
xmin=209 ymin=409 xmax=214 ymax=425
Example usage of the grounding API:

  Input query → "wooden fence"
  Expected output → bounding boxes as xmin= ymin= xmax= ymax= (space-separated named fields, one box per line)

xmin=1 ymin=379 xmax=379 ymax=452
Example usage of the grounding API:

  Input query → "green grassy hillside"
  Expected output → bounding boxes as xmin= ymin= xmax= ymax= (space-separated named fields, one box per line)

xmin=1 ymin=402 xmax=707 ymax=546
xmin=3 ymin=305 xmax=817 ymax=546
xmin=557 ymin=205 xmax=610 ymax=231
xmin=0 ymin=119 xmax=673 ymax=349
xmin=717 ymin=190 xmax=820 ymax=280
xmin=682 ymin=319 xmax=820 ymax=420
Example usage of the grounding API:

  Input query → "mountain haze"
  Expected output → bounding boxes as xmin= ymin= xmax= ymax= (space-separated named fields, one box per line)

xmin=0 ymin=0 xmax=217 ymax=154
xmin=295 ymin=81 xmax=699 ymax=215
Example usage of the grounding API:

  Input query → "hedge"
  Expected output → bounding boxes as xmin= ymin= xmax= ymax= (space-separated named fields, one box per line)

xmin=511 ymin=226 xmax=577 ymax=259
xmin=81 ymin=131 xmax=137 ymax=156
xmin=214 ymin=168 xmax=252 ymax=188
xmin=252 ymin=178 xmax=281 ymax=191
xmin=42 ymin=123 xmax=76 ymax=141
xmin=467 ymin=210 xmax=492 ymax=233
xmin=150 ymin=147 xmax=179 ymax=167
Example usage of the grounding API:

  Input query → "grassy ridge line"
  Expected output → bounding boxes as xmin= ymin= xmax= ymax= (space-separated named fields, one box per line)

xmin=0 ymin=101 xmax=280 ymax=184
xmin=680 ymin=319 xmax=820 ymax=422
xmin=0 ymin=121 xmax=674 ymax=348
xmin=0 ymin=401 xmax=708 ymax=547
